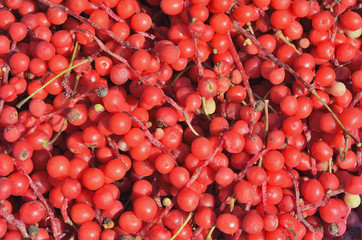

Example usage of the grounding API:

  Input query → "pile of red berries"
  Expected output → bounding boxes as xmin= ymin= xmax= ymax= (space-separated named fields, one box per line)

xmin=0 ymin=0 xmax=361 ymax=239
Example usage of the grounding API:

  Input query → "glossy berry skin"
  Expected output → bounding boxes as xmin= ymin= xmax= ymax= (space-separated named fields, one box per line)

xmin=19 ymin=201 xmax=46 ymax=225
xmin=301 ymin=179 xmax=324 ymax=203
xmin=1 ymin=0 xmax=362 ymax=239
xmin=78 ymin=221 xmax=101 ymax=240
xmin=216 ymin=213 xmax=240 ymax=234
xmin=133 ymin=196 xmax=158 ymax=222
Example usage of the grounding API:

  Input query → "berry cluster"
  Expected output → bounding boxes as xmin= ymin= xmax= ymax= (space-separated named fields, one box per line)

xmin=0 ymin=0 xmax=361 ymax=239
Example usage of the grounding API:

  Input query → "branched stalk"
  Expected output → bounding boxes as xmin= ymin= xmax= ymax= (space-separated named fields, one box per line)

xmin=330 ymin=1 xmax=340 ymax=43
xmin=106 ymin=136 xmax=122 ymax=158
xmin=233 ymin=20 xmax=360 ymax=146
xmin=286 ymin=167 xmax=316 ymax=232
xmin=233 ymin=230 xmax=242 ymax=240
xmin=137 ymin=135 xmax=224 ymax=238
xmin=219 ymin=148 xmax=270 ymax=211
xmin=71 ymin=28 xmax=143 ymax=80
xmin=24 ymin=89 xmax=101 ymax=137
xmin=300 ymin=188 xmax=345 ymax=211
xmin=0 ymin=201 xmax=29 ymax=238
xmin=260 ymin=100 xmax=269 ymax=167
xmin=245 ymin=185 xmax=257 ymax=211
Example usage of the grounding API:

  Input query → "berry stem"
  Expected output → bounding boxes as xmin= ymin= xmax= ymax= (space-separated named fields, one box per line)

xmin=24 ymin=88 xmax=100 ymax=137
xmin=63 ymin=40 xmax=79 ymax=96
xmin=261 ymin=181 xmax=269 ymax=213
xmin=170 ymin=212 xmax=193 ymax=240
xmin=0 ymin=200 xmax=29 ymax=238
xmin=311 ymin=157 xmax=317 ymax=176
xmin=245 ymin=185 xmax=258 ymax=211
xmin=190 ymin=227 xmax=203 ymax=240
xmin=106 ymin=136 xmax=122 ymax=158
xmin=12 ymin=159 xmax=60 ymax=239
xmin=219 ymin=148 xmax=271 ymax=211
xmin=349 ymin=91 xmax=362 ymax=107
xmin=201 ymin=97 xmax=212 ymax=121
xmin=47 ymin=118 xmax=67 ymax=146
xmin=94 ymin=2 xmax=125 ymax=23
xmin=162 ymin=95 xmax=202 ymax=137
xmin=205 ymin=224 xmax=216 ymax=240
xmin=286 ymin=167 xmax=316 ymax=232
xmin=61 ymin=198 xmax=76 ymax=229
xmin=300 ymin=188 xmax=345 ymax=211
xmin=275 ymin=30 xmax=301 ymax=55
xmin=185 ymin=135 xmax=224 ymax=189
xmin=330 ymin=1 xmax=340 ymax=43
xmin=227 ymin=31 xmax=255 ymax=103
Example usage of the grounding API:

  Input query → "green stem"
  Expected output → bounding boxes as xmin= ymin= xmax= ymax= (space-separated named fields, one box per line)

xmin=47 ymin=119 xmax=67 ymax=146
xmin=170 ymin=212 xmax=193 ymax=240
xmin=310 ymin=89 xmax=360 ymax=146
xmin=205 ymin=224 xmax=216 ymax=240
xmin=202 ymin=97 xmax=212 ymax=121
xmin=16 ymin=57 xmax=92 ymax=109
xmin=286 ymin=227 xmax=297 ymax=240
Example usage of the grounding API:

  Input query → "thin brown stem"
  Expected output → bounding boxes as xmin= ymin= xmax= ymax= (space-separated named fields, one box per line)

xmin=61 ymin=198 xmax=76 ymax=229
xmin=286 ymin=167 xmax=316 ymax=232
xmin=300 ymin=189 xmax=345 ymax=211
xmin=227 ymin=31 xmax=255 ymax=103
xmin=219 ymin=148 xmax=271 ymax=211
xmin=94 ymin=2 xmax=126 ymax=23
xmin=349 ymin=91 xmax=362 ymax=107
